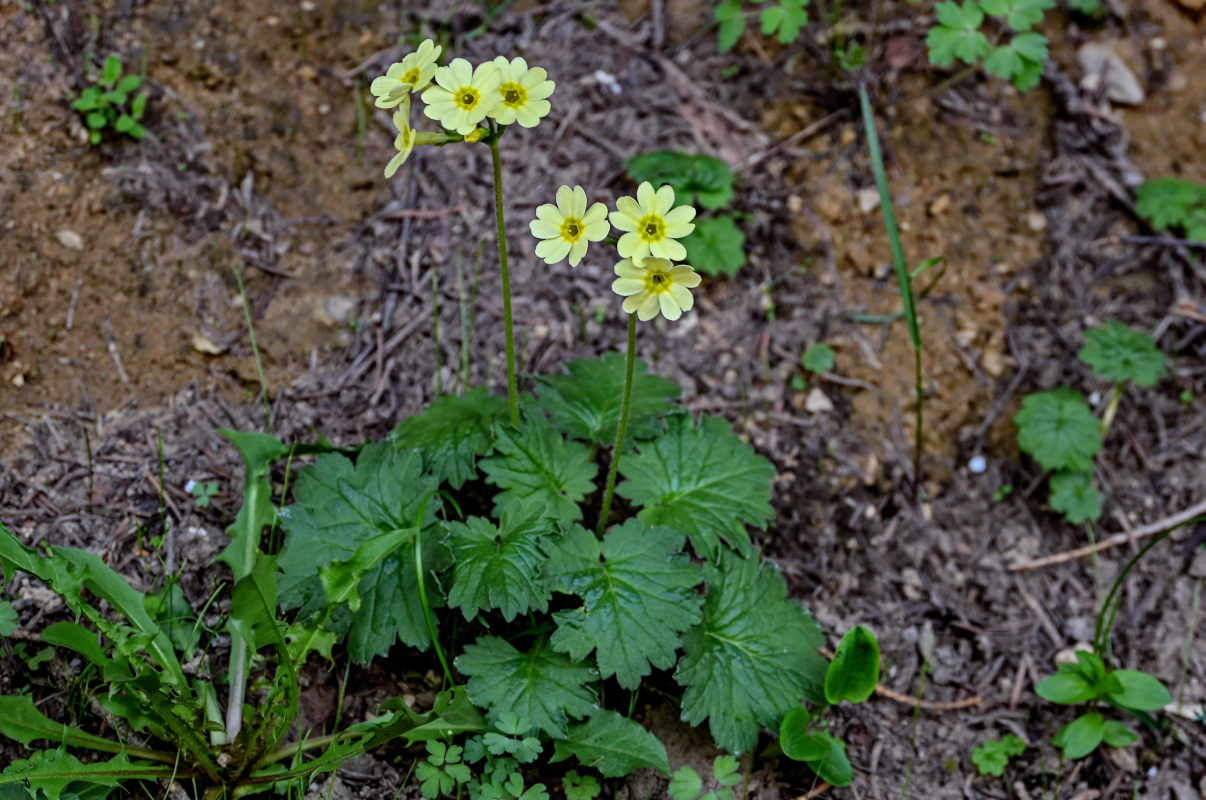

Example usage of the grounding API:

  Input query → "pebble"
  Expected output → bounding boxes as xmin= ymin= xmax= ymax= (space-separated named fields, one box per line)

xmin=1027 ymin=210 xmax=1048 ymax=232
xmin=805 ymin=387 xmax=833 ymax=414
xmin=927 ymin=193 xmax=951 ymax=216
xmin=1077 ymin=41 xmax=1146 ymax=105
xmin=968 ymin=455 xmax=986 ymax=473
xmin=856 ymin=187 xmax=880 ymax=214
xmin=55 ymin=230 xmax=84 ymax=250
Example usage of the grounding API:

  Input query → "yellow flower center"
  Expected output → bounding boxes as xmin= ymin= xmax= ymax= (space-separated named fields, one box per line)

xmin=402 ymin=67 xmax=421 ymax=85
xmin=638 ymin=214 xmax=666 ymax=243
xmin=455 ymin=87 xmax=481 ymax=110
xmin=500 ymin=82 xmax=527 ymax=108
xmin=560 ymin=217 xmax=584 ymax=242
xmin=643 ymin=267 xmax=673 ymax=294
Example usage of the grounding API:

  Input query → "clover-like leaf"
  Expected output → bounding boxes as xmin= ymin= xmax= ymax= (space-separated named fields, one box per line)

xmin=1013 ymin=388 xmax=1102 ymax=473
xmin=802 ymin=342 xmax=836 ymax=374
xmin=979 ymin=0 xmax=1053 ymax=30
xmin=759 ymin=0 xmax=808 ymax=44
xmin=534 ymin=353 xmax=680 ymax=446
xmin=617 ymin=415 xmax=775 ymax=560
xmin=563 ymin=770 xmax=601 ymax=800
xmin=1048 ymin=470 xmax=1103 ymax=524
xmin=675 ymin=550 xmax=827 ymax=754
xmin=984 ymin=33 xmax=1048 ymax=89
xmin=389 ymin=387 xmax=508 ymax=488
xmin=545 ymin=520 xmax=703 ymax=689
xmin=480 ymin=416 xmax=597 ymax=521
xmin=683 ymin=215 xmax=746 ymax=277
xmin=550 ymin=709 xmax=671 ymax=777
xmin=971 ymin=734 xmax=1026 ymax=777
xmin=1077 ymin=321 xmax=1166 ymax=387
xmin=276 ymin=444 xmax=450 ymax=661
xmin=926 ymin=2 xmax=991 ymax=66
xmin=456 ymin=636 xmax=598 ymax=738
xmin=1135 ymin=177 xmax=1206 ymax=241
xmin=0 ymin=601 xmax=16 ymax=637
xmin=447 ymin=500 xmax=552 ymax=622
xmin=714 ymin=0 xmax=745 ymax=52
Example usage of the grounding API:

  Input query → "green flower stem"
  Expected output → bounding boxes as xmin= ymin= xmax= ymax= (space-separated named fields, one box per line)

xmin=488 ymin=137 xmax=520 ymax=425
xmin=597 ymin=313 xmax=637 ymax=537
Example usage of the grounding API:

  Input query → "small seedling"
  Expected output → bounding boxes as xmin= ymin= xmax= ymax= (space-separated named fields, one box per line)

xmin=971 ymin=734 xmax=1025 ymax=777
xmin=187 ymin=479 xmax=219 ymax=508
xmin=71 ymin=54 xmax=148 ymax=144
xmin=0 ymin=601 xmax=17 ymax=637
xmin=714 ymin=0 xmax=810 ymax=51
xmin=1135 ymin=177 xmax=1206 ymax=242
xmin=562 ymin=770 xmax=600 ymax=800
xmin=925 ymin=0 xmax=1052 ymax=91
xmin=1036 ymin=650 xmax=1169 ymax=759
xmin=802 ymin=342 xmax=836 ymax=374
xmin=668 ymin=755 xmax=741 ymax=800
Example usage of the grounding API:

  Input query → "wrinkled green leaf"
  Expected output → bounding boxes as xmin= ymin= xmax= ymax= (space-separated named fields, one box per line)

xmin=0 ymin=751 xmax=171 ymax=800
xmin=1048 ymin=470 xmax=1102 ymax=524
xmin=675 ymin=551 xmax=827 ymax=753
xmin=389 ymin=388 xmax=508 ymax=488
xmin=759 ymin=0 xmax=808 ymax=44
xmin=480 ymin=417 xmax=597 ymax=521
xmin=802 ymin=342 xmax=835 ymax=374
xmin=1135 ymin=177 xmax=1206 ymax=242
xmin=563 ymin=770 xmax=601 ymax=800
xmin=668 ymin=765 xmax=703 ymax=800
xmin=1078 ymin=321 xmax=1166 ymax=387
xmin=825 ymin=626 xmax=879 ymax=704
xmin=534 ymin=353 xmax=680 ymax=446
xmin=447 ymin=500 xmax=551 ymax=622
xmin=546 ymin=520 xmax=703 ymax=689
xmin=456 ymin=636 xmax=598 ymax=738
xmin=971 ymin=734 xmax=1025 ymax=776
xmin=551 ymin=709 xmax=671 ymax=777
xmin=625 ymin=151 xmax=735 ymax=211
xmin=979 ymin=0 xmax=1053 ymax=30
xmin=683 ymin=215 xmax=745 ymax=277
xmin=617 ymin=415 xmax=774 ymax=560
xmin=1014 ymin=388 xmax=1102 ymax=473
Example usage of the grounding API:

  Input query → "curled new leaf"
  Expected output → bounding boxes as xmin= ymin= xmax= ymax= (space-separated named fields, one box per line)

xmin=824 ymin=626 xmax=879 ymax=705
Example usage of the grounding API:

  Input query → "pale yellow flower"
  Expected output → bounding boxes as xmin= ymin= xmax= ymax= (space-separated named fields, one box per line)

xmin=421 ymin=59 xmax=502 ymax=135
xmin=383 ymin=110 xmax=452 ymax=179
xmin=529 ymin=185 xmax=610 ymax=267
xmin=370 ymin=38 xmax=442 ymax=109
xmin=609 ymin=182 xmax=697 ymax=265
xmin=488 ymin=56 xmax=554 ymax=128
xmin=611 ymin=258 xmax=701 ymax=321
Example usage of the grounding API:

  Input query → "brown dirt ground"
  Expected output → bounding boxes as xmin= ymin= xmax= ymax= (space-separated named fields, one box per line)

xmin=2 ymin=0 xmax=1206 ymax=798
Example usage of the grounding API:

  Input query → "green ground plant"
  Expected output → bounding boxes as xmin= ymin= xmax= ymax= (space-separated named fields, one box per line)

xmin=1014 ymin=320 xmax=1166 ymax=524
xmin=71 ymin=54 xmax=148 ymax=145
xmin=625 ymin=151 xmax=746 ymax=277
xmin=1135 ymin=177 xmax=1206 ymax=243
xmin=971 ymin=733 xmax=1025 ymax=777
xmin=0 ymin=36 xmax=848 ymax=799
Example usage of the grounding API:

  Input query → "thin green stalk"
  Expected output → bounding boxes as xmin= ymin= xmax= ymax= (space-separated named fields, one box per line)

xmin=1093 ymin=527 xmax=1177 ymax=656
xmin=231 ymin=265 xmax=272 ymax=430
xmin=432 ymin=269 xmax=443 ymax=395
xmin=597 ymin=313 xmax=637 ymax=538
xmin=416 ymin=526 xmax=453 ymax=686
xmin=488 ymin=137 xmax=519 ymax=425
xmin=859 ymin=83 xmax=924 ymax=504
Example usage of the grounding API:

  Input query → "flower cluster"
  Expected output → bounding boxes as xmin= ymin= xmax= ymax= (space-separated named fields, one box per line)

xmin=529 ymin=181 xmax=701 ymax=322
xmin=370 ymin=41 xmax=556 ymax=176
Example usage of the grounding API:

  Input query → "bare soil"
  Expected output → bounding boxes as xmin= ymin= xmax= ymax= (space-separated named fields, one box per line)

xmin=2 ymin=0 xmax=1206 ymax=798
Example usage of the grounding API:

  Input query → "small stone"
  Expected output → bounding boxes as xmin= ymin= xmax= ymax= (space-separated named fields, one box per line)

xmin=55 ymin=230 xmax=84 ymax=250
xmin=192 ymin=333 xmax=225 ymax=355
xmin=1027 ymin=211 xmax=1048 ymax=232
xmin=927 ymin=193 xmax=951 ymax=216
xmin=982 ymin=349 xmax=1005 ymax=377
xmin=804 ymin=387 xmax=833 ymax=414
xmin=1077 ymin=41 xmax=1146 ymax=105
xmin=787 ymin=194 xmax=803 ymax=213
xmin=969 ymin=456 xmax=987 ymax=474
xmin=319 ymin=295 xmax=358 ymax=326
xmin=856 ymin=187 xmax=881 ymax=214
xmin=1107 ymin=746 xmax=1138 ymax=772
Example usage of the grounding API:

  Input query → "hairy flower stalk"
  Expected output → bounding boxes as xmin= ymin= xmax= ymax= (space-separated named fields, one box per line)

xmin=489 ymin=133 xmax=520 ymax=425
xmin=597 ymin=312 xmax=637 ymax=537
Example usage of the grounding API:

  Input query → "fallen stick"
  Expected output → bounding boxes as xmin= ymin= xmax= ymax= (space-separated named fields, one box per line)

xmin=1010 ymin=497 xmax=1206 ymax=571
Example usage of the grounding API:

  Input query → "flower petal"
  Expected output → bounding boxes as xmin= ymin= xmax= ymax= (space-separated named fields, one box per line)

xmin=614 ymin=195 xmax=642 ymax=223
xmin=614 ymin=259 xmax=643 ymax=279
xmin=530 ymin=218 xmax=560 ymax=238
xmin=663 ymin=205 xmax=697 ymax=226
xmin=616 ymin=232 xmax=640 ymax=259
xmin=612 ymin=278 xmax=645 ymax=295
xmin=535 ymin=203 xmax=563 ymax=224
xmin=535 ymin=238 xmax=560 ymax=262
xmin=622 ymin=293 xmax=644 ymax=315
xmin=449 ymin=58 xmax=473 ymax=86
xmin=568 ymin=239 xmax=588 ymax=266
xmin=555 ymin=185 xmax=574 ymax=215
xmin=638 ymin=294 xmax=660 ymax=321
xmin=569 ymin=186 xmax=587 ymax=218
xmin=668 ymin=283 xmax=694 ymax=311
xmin=651 ymin=238 xmax=686 ymax=262
xmin=659 ymin=292 xmax=682 ymax=321
xmin=671 ymin=266 xmax=702 ymax=287
xmin=636 ymin=182 xmax=656 ymax=213
xmin=654 ymin=184 xmax=676 ymax=215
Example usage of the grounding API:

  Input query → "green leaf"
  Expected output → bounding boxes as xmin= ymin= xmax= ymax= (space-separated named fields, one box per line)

xmin=1101 ymin=720 xmax=1138 ymax=748
xmin=802 ymin=342 xmax=835 ymax=374
xmin=41 ymin=621 xmax=110 ymax=670
xmin=1013 ymin=388 xmax=1102 ymax=473
xmin=455 ymin=636 xmax=598 ymax=738
xmin=0 ymin=601 xmax=16 ymax=636
xmin=563 ymin=771 xmax=601 ymax=800
xmin=804 ymin=732 xmax=853 ymax=787
xmin=100 ymin=55 xmax=122 ymax=86
xmin=1078 ymin=321 xmax=1166 ymax=387
xmin=104 ymin=90 xmax=128 ymax=106
xmin=780 ymin=707 xmax=828 ymax=761
xmin=1054 ymin=712 xmax=1104 ymax=759
xmin=115 ymin=75 xmax=142 ymax=94
xmin=533 ymin=353 xmax=680 ymax=446
xmin=979 ymin=0 xmax=1053 ymax=29
xmin=926 ymin=2 xmax=990 ymax=67
xmin=389 ymin=388 xmax=508 ymax=488
xmin=683 ymin=215 xmax=746 ymax=277
xmin=714 ymin=0 xmax=745 ymax=52
xmin=447 ymin=500 xmax=551 ymax=622
xmin=71 ymin=88 xmax=101 ymax=112
xmin=545 ymin=520 xmax=703 ymax=689
xmin=617 ymin=415 xmax=774 ymax=560
xmin=127 ymin=122 xmax=147 ymax=140
xmin=0 ymin=751 xmax=171 ymax=800
xmin=85 ymin=112 xmax=108 ymax=130
xmin=277 ymin=444 xmax=448 ymax=660
xmin=1069 ymin=0 xmax=1103 ymax=13
xmin=668 ymin=765 xmax=703 ymax=800
xmin=114 ymin=114 xmax=134 ymax=133
xmin=984 ymin=33 xmax=1050 ymax=90
xmin=480 ymin=417 xmax=597 ymax=522
xmin=758 ymin=0 xmax=808 ymax=44
xmin=825 ymin=626 xmax=879 ymax=704
xmin=1106 ymin=670 xmax=1171 ymax=711
xmin=1048 ymin=470 xmax=1102 ymax=524
xmin=675 ymin=550 xmax=827 ymax=754
xmin=971 ymin=734 xmax=1026 ymax=776
xmin=1136 ymin=177 xmax=1206 ymax=242
xmin=625 ymin=151 xmax=735 ymax=211
xmin=712 ymin=755 xmax=740 ymax=787
xmin=1035 ymin=665 xmax=1098 ymax=705
xmin=0 ymin=695 xmax=123 ymax=751
xmin=551 ymin=709 xmax=671 ymax=777
xmin=215 ymin=430 xmax=288 ymax=580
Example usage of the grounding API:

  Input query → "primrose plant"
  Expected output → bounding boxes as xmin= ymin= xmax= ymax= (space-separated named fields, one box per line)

xmin=0 ymin=36 xmax=854 ymax=798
